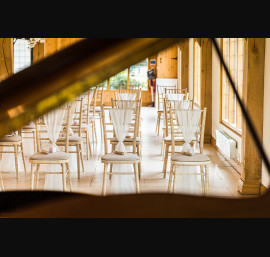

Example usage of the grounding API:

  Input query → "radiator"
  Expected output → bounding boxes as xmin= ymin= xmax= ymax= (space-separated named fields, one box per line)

xmin=215 ymin=129 xmax=237 ymax=159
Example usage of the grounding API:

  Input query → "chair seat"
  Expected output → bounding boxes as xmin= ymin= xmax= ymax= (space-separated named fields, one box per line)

xmin=164 ymin=136 xmax=185 ymax=142
xmin=71 ymin=124 xmax=90 ymax=130
xmin=22 ymin=124 xmax=35 ymax=130
xmin=30 ymin=151 xmax=69 ymax=161
xmin=57 ymin=136 xmax=82 ymax=142
xmin=0 ymin=135 xmax=21 ymax=142
xmin=171 ymin=153 xmax=210 ymax=162
xmin=101 ymin=153 xmax=140 ymax=162
xmin=110 ymin=137 xmax=141 ymax=143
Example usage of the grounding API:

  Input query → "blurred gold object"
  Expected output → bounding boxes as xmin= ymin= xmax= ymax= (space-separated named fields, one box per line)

xmin=0 ymin=38 xmax=185 ymax=138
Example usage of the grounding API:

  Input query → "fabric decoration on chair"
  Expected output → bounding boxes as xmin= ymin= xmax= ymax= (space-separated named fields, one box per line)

xmin=175 ymin=109 xmax=201 ymax=154
xmin=109 ymin=108 xmax=134 ymax=155
xmin=118 ymin=93 xmax=137 ymax=100
xmin=109 ymin=108 xmax=135 ymax=194
xmin=42 ymin=108 xmax=66 ymax=191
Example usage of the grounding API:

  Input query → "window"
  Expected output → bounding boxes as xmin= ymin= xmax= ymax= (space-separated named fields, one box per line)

xmin=193 ymin=40 xmax=201 ymax=105
xmin=13 ymin=39 xmax=32 ymax=73
xmin=109 ymin=68 xmax=128 ymax=90
xmin=129 ymin=58 xmax=148 ymax=90
xmin=108 ymin=58 xmax=148 ymax=90
xmin=221 ymin=38 xmax=244 ymax=133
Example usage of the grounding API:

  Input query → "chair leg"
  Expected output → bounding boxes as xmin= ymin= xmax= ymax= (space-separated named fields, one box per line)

xmin=137 ymin=144 xmax=142 ymax=179
xmin=173 ymin=165 xmax=177 ymax=193
xmin=66 ymin=163 xmax=72 ymax=192
xmin=94 ymin=121 xmax=97 ymax=143
xmin=99 ymin=113 xmax=103 ymax=141
xmin=0 ymin=171 xmax=4 ymax=191
xmin=109 ymin=164 xmax=113 ymax=180
xmin=205 ymin=164 xmax=209 ymax=195
xmin=61 ymin=164 xmax=66 ymax=192
xmin=167 ymin=163 xmax=174 ymax=193
xmin=200 ymin=165 xmax=205 ymax=196
xmin=33 ymin=131 xmax=36 ymax=153
xmin=30 ymin=163 xmax=34 ymax=190
xmin=102 ymin=163 xmax=108 ymax=196
xmin=163 ymin=144 xmax=169 ymax=179
xmin=79 ymin=144 xmax=85 ymax=172
xmin=35 ymin=164 xmax=40 ymax=190
xmin=76 ymin=145 xmax=81 ymax=179
xmin=85 ymin=131 xmax=89 ymax=160
xmin=87 ymin=130 xmax=92 ymax=158
xmin=14 ymin=144 xmax=19 ymax=179
xmin=20 ymin=143 xmax=27 ymax=174
xmin=133 ymin=163 xmax=140 ymax=194
xmin=157 ymin=113 xmax=161 ymax=135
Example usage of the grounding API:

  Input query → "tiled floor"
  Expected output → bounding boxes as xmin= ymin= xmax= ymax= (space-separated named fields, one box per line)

xmin=0 ymin=107 xmax=248 ymax=198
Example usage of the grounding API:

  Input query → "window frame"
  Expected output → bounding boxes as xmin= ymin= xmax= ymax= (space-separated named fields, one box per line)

xmin=193 ymin=39 xmax=201 ymax=107
xmin=220 ymin=38 xmax=244 ymax=137
xmin=107 ymin=58 xmax=149 ymax=91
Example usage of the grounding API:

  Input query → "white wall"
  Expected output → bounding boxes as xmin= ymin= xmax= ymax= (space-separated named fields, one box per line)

xmin=262 ymin=38 xmax=270 ymax=188
xmin=211 ymin=38 xmax=242 ymax=163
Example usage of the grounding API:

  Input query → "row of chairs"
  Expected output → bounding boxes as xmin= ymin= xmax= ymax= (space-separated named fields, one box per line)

xmin=156 ymin=84 xmax=211 ymax=195
xmin=0 ymin=85 xmax=105 ymax=191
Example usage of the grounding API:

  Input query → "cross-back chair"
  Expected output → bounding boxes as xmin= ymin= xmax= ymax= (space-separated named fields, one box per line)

xmin=29 ymin=107 xmax=72 ymax=192
xmin=0 ymin=129 xmax=27 ymax=179
xmin=155 ymin=85 xmax=177 ymax=135
xmin=110 ymin=98 xmax=142 ymax=178
xmin=57 ymin=97 xmax=85 ymax=179
xmin=167 ymin=107 xmax=210 ymax=195
xmin=162 ymin=98 xmax=195 ymax=178
xmin=100 ymin=103 xmax=141 ymax=196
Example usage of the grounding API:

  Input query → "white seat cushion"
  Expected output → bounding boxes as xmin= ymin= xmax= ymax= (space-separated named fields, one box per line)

xmin=57 ymin=136 xmax=82 ymax=142
xmin=171 ymin=153 xmax=210 ymax=162
xmin=110 ymin=137 xmax=141 ymax=143
xmin=0 ymin=135 xmax=21 ymax=142
xmin=101 ymin=153 xmax=140 ymax=162
xmin=164 ymin=136 xmax=185 ymax=142
xmin=22 ymin=124 xmax=35 ymax=130
xmin=30 ymin=151 xmax=69 ymax=161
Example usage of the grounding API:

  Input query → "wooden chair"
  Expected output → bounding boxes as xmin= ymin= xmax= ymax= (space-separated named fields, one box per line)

xmin=29 ymin=107 xmax=72 ymax=192
xmin=0 ymin=130 xmax=27 ymax=179
xmin=167 ymin=107 xmax=210 ymax=195
xmin=73 ymin=89 xmax=96 ymax=159
xmin=162 ymin=99 xmax=194 ymax=178
xmin=161 ymin=91 xmax=191 ymax=156
xmin=100 ymin=103 xmax=141 ymax=196
xmin=115 ymin=87 xmax=141 ymax=101
xmin=91 ymin=85 xmax=104 ymax=140
xmin=165 ymin=88 xmax=189 ymax=100
xmin=21 ymin=122 xmax=36 ymax=154
xmin=110 ymin=99 xmax=142 ymax=178
xmin=155 ymin=85 xmax=176 ymax=135
xmin=57 ymin=98 xmax=85 ymax=179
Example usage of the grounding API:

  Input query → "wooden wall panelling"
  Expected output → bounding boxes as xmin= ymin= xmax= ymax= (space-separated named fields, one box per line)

xmin=0 ymin=38 xmax=13 ymax=82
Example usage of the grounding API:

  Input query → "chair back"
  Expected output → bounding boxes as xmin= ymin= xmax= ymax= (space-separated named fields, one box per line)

xmin=35 ymin=106 xmax=71 ymax=153
xmin=157 ymin=85 xmax=176 ymax=111
xmin=170 ymin=107 xmax=207 ymax=155
xmin=101 ymin=101 xmax=140 ymax=155
xmin=163 ymin=98 xmax=194 ymax=138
